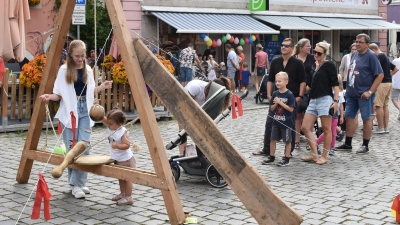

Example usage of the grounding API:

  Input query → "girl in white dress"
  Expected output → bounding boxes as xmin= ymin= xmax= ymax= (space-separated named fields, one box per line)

xmin=101 ymin=108 xmax=136 ymax=205
xmin=207 ymin=55 xmax=219 ymax=81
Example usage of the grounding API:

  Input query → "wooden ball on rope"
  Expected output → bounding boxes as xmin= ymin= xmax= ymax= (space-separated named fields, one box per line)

xmin=89 ymin=104 xmax=105 ymax=122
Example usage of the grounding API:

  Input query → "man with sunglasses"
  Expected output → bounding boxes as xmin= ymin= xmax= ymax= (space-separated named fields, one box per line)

xmin=336 ymin=33 xmax=383 ymax=154
xmin=253 ymin=38 xmax=306 ymax=157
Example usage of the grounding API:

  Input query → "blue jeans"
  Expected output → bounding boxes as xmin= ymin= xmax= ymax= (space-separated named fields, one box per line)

xmin=180 ymin=67 xmax=193 ymax=82
xmin=61 ymin=96 xmax=91 ymax=187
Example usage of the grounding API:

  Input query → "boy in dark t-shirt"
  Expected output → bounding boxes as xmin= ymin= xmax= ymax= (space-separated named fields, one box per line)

xmin=262 ymin=72 xmax=295 ymax=166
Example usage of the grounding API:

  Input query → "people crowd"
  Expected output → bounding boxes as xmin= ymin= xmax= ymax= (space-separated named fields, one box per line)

xmin=174 ymin=33 xmax=399 ymax=167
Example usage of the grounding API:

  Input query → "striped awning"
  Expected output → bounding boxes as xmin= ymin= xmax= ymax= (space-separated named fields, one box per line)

xmin=253 ymin=15 xmax=330 ymax=30
xmin=152 ymin=12 xmax=279 ymax=34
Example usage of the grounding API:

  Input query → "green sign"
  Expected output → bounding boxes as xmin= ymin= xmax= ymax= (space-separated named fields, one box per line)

xmin=250 ymin=0 xmax=268 ymax=11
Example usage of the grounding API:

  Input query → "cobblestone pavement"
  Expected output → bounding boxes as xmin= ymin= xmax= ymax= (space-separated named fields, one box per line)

xmin=1 ymin=88 xmax=400 ymax=225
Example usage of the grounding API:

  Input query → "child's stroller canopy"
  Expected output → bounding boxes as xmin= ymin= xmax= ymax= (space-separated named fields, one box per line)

xmin=202 ymin=82 xmax=230 ymax=120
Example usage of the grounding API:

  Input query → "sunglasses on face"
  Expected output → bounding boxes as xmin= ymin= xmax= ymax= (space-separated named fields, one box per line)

xmin=281 ymin=44 xmax=292 ymax=48
xmin=313 ymin=50 xmax=323 ymax=56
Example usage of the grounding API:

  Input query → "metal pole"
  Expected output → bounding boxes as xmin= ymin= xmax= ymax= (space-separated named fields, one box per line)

xmin=77 ymin=25 xmax=80 ymax=40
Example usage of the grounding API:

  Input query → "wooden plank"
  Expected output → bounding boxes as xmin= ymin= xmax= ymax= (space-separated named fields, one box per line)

xmin=104 ymin=0 xmax=185 ymax=224
xmin=100 ymin=70 xmax=106 ymax=107
xmin=133 ymin=38 xmax=303 ymax=225
xmin=1 ymin=71 xmax=8 ymax=119
xmin=112 ymin=82 xmax=117 ymax=108
xmin=124 ymin=84 xmax=129 ymax=111
xmin=106 ymin=70 xmax=112 ymax=111
xmin=118 ymin=84 xmax=123 ymax=109
xmin=25 ymin=88 xmax=31 ymax=118
xmin=10 ymin=75 xmax=16 ymax=119
xmin=129 ymin=86 xmax=134 ymax=111
xmin=24 ymin=150 xmax=168 ymax=190
xmin=18 ymin=84 xmax=24 ymax=119
xmin=16 ymin=0 xmax=77 ymax=184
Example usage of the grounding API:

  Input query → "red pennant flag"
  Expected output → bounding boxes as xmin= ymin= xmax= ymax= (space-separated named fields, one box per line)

xmin=57 ymin=121 xmax=62 ymax=134
xmin=392 ymin=194 xmax=400 ymax=223
xmin=231 ymin=94 xmax=243 ymax=119
xmin=31 ymin=172 xmax=52 ymax=220
xmin=70 ymin=111 xmax=76 ymax=148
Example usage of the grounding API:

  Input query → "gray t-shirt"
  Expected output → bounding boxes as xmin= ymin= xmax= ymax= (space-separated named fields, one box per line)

xmin=346 ymin=49 xmax=383 ymax=98
xmin=227 ymin=50 xmax=237 ymax=68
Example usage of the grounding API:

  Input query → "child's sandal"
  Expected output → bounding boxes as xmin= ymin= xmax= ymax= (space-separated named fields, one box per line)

xmin=112 ymin=193 xmax=124 ymax=201
xmin=116 ymin=196 xmax=133 ymax=205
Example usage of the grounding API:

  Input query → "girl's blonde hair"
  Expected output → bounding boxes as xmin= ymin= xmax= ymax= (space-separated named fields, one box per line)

xmin=337 ymin=74 xmax=343 ymax=92
xmin=293 ymin=38 xmax=310 ymax=56
xmin=66 ymin=40 xmax=88 ymax=84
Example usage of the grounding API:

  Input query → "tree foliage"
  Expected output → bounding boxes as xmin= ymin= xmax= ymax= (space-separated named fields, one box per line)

xmin=70 ymin=0 xmax=112 ymax=57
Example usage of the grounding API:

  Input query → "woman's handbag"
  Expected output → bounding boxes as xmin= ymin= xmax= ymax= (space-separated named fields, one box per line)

xmin=298 ymin=93 xmax=310 ymax=110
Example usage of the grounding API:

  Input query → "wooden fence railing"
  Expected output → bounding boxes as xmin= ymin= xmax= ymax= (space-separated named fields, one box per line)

xmin=0 ymin=68 xmax=166 ymax=129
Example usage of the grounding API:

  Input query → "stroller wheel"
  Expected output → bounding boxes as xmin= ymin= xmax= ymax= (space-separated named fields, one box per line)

xmin=205 ymin=164 xmax=228 ymax=188
xmin=170 ymin=164 xmax=180 ymax=182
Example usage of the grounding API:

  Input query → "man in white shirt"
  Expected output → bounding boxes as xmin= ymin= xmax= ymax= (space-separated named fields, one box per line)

xmin=391 ymin=49 xmax=400 ymax=119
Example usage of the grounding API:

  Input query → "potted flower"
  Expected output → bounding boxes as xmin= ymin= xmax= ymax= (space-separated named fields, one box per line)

xmin=28 ymin=0 xmax=41 ymax=6
xmin=112 ymin=61 xmax=128 ymax=84
xmin=19 ymin=54 xmax=47 ymax=89
xmin=102 ymin=55 xmax=114 ymax=70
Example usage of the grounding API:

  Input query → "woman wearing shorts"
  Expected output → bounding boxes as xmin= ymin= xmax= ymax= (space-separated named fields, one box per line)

xmin=301 ymin=41 xmax=339 ymax=165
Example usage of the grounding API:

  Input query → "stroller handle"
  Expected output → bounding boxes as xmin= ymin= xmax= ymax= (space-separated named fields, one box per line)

xmin=166 ymin=90 xmax=249 ymax=151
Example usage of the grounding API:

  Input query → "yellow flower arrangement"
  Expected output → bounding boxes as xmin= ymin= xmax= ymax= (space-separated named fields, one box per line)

xmin=20 ymin=54 xmax=47 ymax=89
xmin=112 ymin=61 xmax=128 ymax=84
xmin=155 ymin=54 xmax=175 ymax=75
xmin=102 ymin=55 xmax=114 ymax=70
xmin=28 ymin=0 xmax=41 ymax=6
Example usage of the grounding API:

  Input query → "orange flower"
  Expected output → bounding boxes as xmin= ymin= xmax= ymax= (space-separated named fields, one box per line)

xmin=20 ymin=54 xmax=47 ymax=88
xmin=112 ymin=61 xmax=128 ymax=84
xmin=102 ymin=55 xmax=115 ymax=70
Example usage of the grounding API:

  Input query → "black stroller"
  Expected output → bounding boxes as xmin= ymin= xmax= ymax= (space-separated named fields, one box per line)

xmin=166 ymin=83 xmax=248 ymax=188
xmin=256 ymin=74 xmax=269 ymax=104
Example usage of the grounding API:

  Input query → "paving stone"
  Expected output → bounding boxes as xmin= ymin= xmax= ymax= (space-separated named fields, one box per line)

xmin=3 ymin=87 xmax=400 ymax=224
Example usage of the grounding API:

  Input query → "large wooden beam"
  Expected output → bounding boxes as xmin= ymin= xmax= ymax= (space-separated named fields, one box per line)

xmin=25 ymin=150 xmax=168 ymax=190
xmin=133 ymin=38 xmax=303 ymax=225
xmin=104 ymin=0 xmax=185 ymax=224
xmin=16 ymin=0 xmax=76 ymax=184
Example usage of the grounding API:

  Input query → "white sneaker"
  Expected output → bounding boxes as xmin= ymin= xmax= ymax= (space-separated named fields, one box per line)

xmin=384 ymin=128 xmax=389 ymax=133
xmin=72 ymin=186 xmax=85 ymax=199
xmin=81 ymin=187 xmax=90 ymax=194
xmin=372 ymin=128 xmax=385 ymax=134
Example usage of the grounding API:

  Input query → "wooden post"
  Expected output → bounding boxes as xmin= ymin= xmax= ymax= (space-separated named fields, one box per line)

xmin=1 ymin=70 xmax=9 ymax=126
xmin=133 ymin=38 xmax=303 ymax=225
xmin=104 ymin=0 xmax=185 ymax=224
xmin=16 ymin=0 xmax=76 ymax=183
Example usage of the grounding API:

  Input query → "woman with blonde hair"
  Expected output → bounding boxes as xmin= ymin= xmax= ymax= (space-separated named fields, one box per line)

xmin=293 ymin=38 xmax=315 ymax=150
xmin=301 ymin=41 xmax=339 ymax=165
xmin=207 ymin=54 xmax=219 ymax=81
xmin=39 ymin=40 xmax=113 ymax=198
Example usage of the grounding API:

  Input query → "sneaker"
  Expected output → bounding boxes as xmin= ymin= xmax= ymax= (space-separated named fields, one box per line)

xmin=277 ymin=157 xmax=290 ymax=167
xmin=261 ymin=157 xmax=275 ymax=165
xmin=294 ymin=142 xmax=300 ymax=150
xmin=356 ymin=145 xmax=369 ymax=154
xmin=72 ymin=186 xmax=85 ymax=199
xmin=384 ymin=128 xmax=389 ymax=133
xmin=336 ymin=131 xmax=345 ymax=142
xmin=329 ymin=148 xmax=335 ymax=156
xmin=372 ymin=128 xmax=385 ymax=134
xmin=336 ymin=143 xmax=352 ymax=150
xmin=81 ymin=187 xmax=90 ymax=194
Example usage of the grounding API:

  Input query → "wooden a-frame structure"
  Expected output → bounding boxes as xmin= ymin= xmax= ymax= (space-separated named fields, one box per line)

xmin=16 ymin=0 xmax=303 ymax=224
